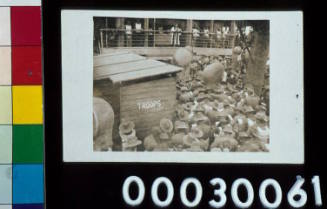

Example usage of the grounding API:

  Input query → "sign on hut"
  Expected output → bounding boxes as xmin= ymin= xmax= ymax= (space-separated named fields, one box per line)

xmin=94 ymin=52 xmax=182 ymax=150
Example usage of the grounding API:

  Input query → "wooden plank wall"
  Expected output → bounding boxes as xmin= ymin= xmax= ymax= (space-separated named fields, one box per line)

xmin=120 ymin=77 xmax=177 ymax=142
xmin=94 ymin=76 xmax=177 ymax=150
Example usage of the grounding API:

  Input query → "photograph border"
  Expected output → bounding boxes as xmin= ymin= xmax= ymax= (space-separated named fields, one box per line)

xmin=61 ymin=10 xmax=303 ymax=163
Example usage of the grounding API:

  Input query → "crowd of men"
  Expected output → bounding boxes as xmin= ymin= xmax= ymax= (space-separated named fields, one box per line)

xmin=122 ymin=21 xmax=254 ymax=48
xmin=114 ymin=47 xmax=270 ymax=152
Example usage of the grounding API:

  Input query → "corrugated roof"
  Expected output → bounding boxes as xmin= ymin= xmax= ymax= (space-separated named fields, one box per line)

xmin=94 ymin=52 xmax=182 ymax=83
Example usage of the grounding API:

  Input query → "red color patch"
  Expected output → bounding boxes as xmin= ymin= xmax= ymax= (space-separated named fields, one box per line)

xmin=12 ymin=46 xmax=42 ymax=85
xmin=11 ymin=6 xmax=41 ymax=46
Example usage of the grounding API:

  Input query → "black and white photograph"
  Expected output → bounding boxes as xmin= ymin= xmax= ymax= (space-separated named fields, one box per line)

xmin=61 ymin=11 xmax=303 ymax=163
xmin=93 ymin=17 xmax=270 ymax=153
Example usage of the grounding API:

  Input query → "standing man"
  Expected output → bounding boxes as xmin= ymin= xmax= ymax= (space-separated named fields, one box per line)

xmin=234 ymin=29 xmax=241 ymax=47
xmin=222 ymin=26 xmax=229 ymax=48
xmin=125 ymin=21 xmax=132 ymax=47
xmin=192 ymin=26 xmax=200 ymax=47
xmin=203 ymin=26 xmax=210 ymax=48
xmin=135 ymin=20 xmax=143 ymax=46
xmin=170 ymin=24 xmax=175 ymax=46
xmin=171 ymin=24 xmax=181 ymax=46
xmin=246 ymin=26 xmax=254 ymax=47
xmin=216 ymin=28 xmax=222 ymax=48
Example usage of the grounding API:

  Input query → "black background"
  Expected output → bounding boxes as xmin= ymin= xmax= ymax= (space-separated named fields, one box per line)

xmin=43 ymin=0 xmax=323 ymax=208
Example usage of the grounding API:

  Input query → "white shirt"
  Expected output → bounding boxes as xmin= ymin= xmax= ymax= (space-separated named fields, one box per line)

xmin=193 ymin=28 xmax=200 ymax=37
xmin=125 ymin=25 xmax=132 ymax=35
xmin=135 ymin=23 xmax=142 ymax=32
xmin=222 ymin=27 xmax=229 ymax=38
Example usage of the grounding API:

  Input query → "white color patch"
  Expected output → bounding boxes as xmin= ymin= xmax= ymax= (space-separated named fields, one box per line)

xmin=0 ymin=7 xmax=10 ymax=45
xmin=0 ymin=0 xmax=40 ymax=6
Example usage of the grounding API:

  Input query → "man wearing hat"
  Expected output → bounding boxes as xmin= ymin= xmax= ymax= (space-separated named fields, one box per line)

xmin=174 ymin=120 xmax=189 ymax=133
xmin=210 ymin=133 xmax=238 ymax=152
xmin=183 ymin=126 xmax=209 ymax=151
xmin=119 ymin=120 xmax=136 ymax=136
xmin=237 ymin=131 xmax=252 ymax=144
xmin=144 ymin=126 xmax=162 ymax=151
xmin=160 ymin=118 xmax=174 ymax=134
xmin=237 ymin=139 xmax=268 ymax=152
xmin=191 ymin=110 xmax=209 ymax=124
xmin=207 ymin=104 xmax=230 ymax=125
xmin=250 ymin=111 xmax=269 ymax=143
xmin=156 ymin=132 xmax=171 ymax=151
xmin=171 ymin=120 xmax=189 ymax=148
xmin=119 ymin=120 xmax=141 ymax=151
xmin=222 ymin=124 xmax=235 ymax=137
xmin=177 ymin=108 xmax=190 ymax=122
xmin=196 ymin=92 xmax=209 ymax=102
xmin=179 ymin=91 xmax=194 ymax=103
xmin=197 ymin=120 xmax=212 ymax=141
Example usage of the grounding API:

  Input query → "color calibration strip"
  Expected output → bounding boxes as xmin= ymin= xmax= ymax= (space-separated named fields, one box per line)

xmin=0 ymin=2 xmax=43 ymax=209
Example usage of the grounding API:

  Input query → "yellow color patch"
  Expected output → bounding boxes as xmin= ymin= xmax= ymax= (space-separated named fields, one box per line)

xmin=13 ymin=86 xmax=43 ymax=124
xmin=0 ymin=86 xmax=12 ymax=124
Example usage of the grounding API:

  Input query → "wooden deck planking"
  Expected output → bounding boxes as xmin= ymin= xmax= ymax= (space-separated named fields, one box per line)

xmin=109 ymin=65 xmax=182 ymax=83
xmin=93 ymin=53 xmax=146 ymax=67
xmin=94 ymin=59 xmax=167 ymax=80
xmin=94 ymin=51 xmax=130 ymax=58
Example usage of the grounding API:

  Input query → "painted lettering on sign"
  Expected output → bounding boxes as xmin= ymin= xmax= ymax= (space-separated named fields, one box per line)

xmin=137 ymin=99 xmax=163 ymax=112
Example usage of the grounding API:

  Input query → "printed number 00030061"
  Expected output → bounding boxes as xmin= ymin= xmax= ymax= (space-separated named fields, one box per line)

xmin=122 ymin=175 xmax=323 ymax=208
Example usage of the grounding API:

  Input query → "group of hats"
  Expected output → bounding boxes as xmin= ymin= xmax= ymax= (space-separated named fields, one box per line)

xmin=119 ymin=52 xmax=269 ymax=152
xmin=143 ymin=118 xmax=177 ymax=151
xmin=143 ymin=114 xmax=214 ymax=151
xmin=174 ymin=53 xmax=270 ymax=151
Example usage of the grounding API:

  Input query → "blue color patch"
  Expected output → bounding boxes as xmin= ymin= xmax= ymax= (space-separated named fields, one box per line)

xmin=0 ymin=165 xmax=12 ymax=204
xmin=13 ymin=164 xmax=44 ymax=204
xmin=13 ymin=204 xmax=43 ymax=209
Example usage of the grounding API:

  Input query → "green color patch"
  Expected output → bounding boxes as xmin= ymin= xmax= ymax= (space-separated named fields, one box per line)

xmin=13 ymin=125 xmax=43 ymax=163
